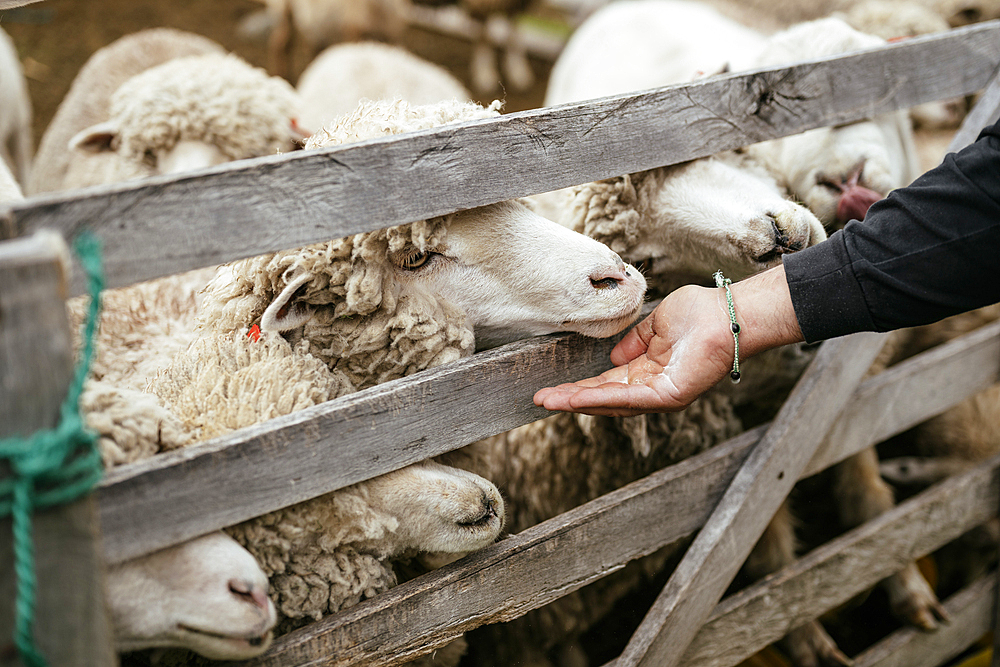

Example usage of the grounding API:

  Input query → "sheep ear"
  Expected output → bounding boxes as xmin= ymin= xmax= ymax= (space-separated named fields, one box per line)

xmin=260 ymin=273 xmax=316 ymax=333
xmin=69 ymin=121 xmax=121 ymax=153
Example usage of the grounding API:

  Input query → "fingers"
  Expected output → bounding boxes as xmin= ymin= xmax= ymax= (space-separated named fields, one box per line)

xmin=533 ymin=364 xmax=689 ymax=415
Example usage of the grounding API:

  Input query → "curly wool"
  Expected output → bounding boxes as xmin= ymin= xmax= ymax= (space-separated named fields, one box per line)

xmin=200 ymin=219 xmax=475 ymax=389
xmin=109 ymin=52 xmax=301 ymax=163
xmin=149 ymin=331 xmax=354 ymax=440
xmin=81 ymin=380 xmax=192 ymax=468
xmin=148 ymin=332 xmax=410 ymax=626
xmin=305 ymin=97 xmax=502 ymax=148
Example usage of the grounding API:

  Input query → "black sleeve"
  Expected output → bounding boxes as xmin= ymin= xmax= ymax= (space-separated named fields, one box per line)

xmin=783 ymin=118 xmax=1000 ymax=344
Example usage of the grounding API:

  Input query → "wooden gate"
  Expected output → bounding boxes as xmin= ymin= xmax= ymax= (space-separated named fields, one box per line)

xmin=2 ymin=20 xmax=1000 ymax=667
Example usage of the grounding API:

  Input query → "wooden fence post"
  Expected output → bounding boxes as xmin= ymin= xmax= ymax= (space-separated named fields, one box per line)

xmin=0 ymin=232 xmax=116 ymax=666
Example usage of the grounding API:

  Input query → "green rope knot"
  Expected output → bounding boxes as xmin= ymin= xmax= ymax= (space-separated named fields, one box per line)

xmin=0 ymin=233 xmax=105 ymax=667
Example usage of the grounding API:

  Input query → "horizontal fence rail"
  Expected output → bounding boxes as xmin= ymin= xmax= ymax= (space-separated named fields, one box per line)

xmin=241 ymin=321 xmax=1000 ymax=667
xmin=0 ymin=22 xmax=996 ymax=294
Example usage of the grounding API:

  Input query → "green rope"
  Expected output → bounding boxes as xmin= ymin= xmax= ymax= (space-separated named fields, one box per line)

xmin=713 ymin=270 xmax=741 ymax=384
xmin=0 ymin=234 xmax=104 ymax=667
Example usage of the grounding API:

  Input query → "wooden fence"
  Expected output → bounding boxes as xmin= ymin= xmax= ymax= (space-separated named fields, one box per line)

xmin=2 ymin=20 xmax=1000 ymax=667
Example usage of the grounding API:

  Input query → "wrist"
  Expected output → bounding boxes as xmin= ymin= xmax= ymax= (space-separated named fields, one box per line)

xmin=728 ymin=264 xmax=804 ymax=359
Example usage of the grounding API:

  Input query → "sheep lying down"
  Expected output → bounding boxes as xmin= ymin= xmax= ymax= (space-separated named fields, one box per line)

xmin=81 ymin=97 xmax=647 ymax=660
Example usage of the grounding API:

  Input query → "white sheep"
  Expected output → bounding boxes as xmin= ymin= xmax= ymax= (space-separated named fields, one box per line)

xmin=741 ymin=17 xmax=922 ymax=228
xmin=297 ymin=41 xmax=471 ymax=131
xmin=76 ymin=95 xmax=645 ymax=657
xmin=106 ymin=531 xmax=277 ymax=660
xmin=29 ymin=28 xmax=304 ymax=194
xmin=28 ymin=28 xmax=222 ymax=194
xmin=0 ymin=26 xmax=32 ymax=189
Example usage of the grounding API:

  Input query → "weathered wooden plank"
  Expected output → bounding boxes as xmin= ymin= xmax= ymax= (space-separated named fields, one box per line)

xmin=678 ymin=454 xmax=1000 ymax=667
xmin=853 ymin=575 xmax=994 ymax=667
xmin=244 ymin=426 xmax=770 ymax=667
xmin=615 ymin=332 xmax=887 ymax=667
xmin=4 ymin=23 xmax=998 ymax=294
xmin=804 ymin=319 xmax=1000 ymax=477
xmin=0 ymin=233 xmax=116 ymax=667
xmin=242 ymin=325 xmax=1000 ymax=667
xmin=97 ymin=324 xmax=630 ymax=564
xmin=96 ymin=315 xmax=1000 ymax=567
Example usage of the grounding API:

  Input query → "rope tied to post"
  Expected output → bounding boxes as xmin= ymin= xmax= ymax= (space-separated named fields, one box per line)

xmin=0 ymin=234 xmax=104 ymax=667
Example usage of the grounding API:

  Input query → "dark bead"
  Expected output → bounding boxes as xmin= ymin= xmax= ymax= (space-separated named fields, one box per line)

xmin=730 ymin=370 xmax=741 ymax=383
xmin=731 ymin=322 xmax=741 ymax=334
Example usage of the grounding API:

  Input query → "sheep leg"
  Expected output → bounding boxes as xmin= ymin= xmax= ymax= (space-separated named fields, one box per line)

xmin=268 ymin=2 xmax=295 ymax=80
xmin=488 ymin=14 xmax=533 ymax=92
xmin=470 ymin=19 xmax=500 ymax=94
xmin=833 ymin=448 xmax=948 ymax=630
xmin=744 ymin=502 xmax=851 ymax=667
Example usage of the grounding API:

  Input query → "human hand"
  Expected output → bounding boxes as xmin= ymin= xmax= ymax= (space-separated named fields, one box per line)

xmin=533 ymin=265 xmax=803 ymax=416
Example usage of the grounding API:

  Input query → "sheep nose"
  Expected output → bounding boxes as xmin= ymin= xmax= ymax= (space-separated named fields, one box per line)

xmin=229 ymin=578 xmax=271 ymax=610
xmin=590 ymin=262 xmax=629 ymax=290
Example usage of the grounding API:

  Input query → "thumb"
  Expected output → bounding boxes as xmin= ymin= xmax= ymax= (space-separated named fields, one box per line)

xmin=610 ymin=313 xmax=656 ymax=366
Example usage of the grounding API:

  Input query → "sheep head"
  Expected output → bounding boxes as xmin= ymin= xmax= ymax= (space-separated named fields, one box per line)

xmin=201 ymin=98 xmax=647 ymax=387
xmin=226 ymin=460 xmax=504 ymax=626
xmin=68 ymin=53 xmax=306 ymax=178
xmin=564 ymin=153 xmax=826 ymax=293
xmin=745 ymin=18 xmax=921 ymax=228
xmin=107 ymin=531 xmax=276 ymax=659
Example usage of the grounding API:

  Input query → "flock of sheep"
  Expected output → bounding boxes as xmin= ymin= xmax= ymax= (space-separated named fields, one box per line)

xmin=2 ymin=0 xmax=999 ymax=665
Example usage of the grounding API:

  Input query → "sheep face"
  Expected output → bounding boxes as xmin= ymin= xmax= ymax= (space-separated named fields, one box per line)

xmin=566 ymin=154 xmax=826 ymax=287
xmin=106 ymin=531 xmax=276 ymax=659
xmin=68 ymin=53 xmax=305 ymax=180
xmin=416 ymin=200 xmax=647 ymax=349
xmin=748 ymin=115 xmax=918 ymax=228
xmin=203 ymin=202 xmax=646 ymax=386
xmin=357 ymin=460 xmax=506 ymax=556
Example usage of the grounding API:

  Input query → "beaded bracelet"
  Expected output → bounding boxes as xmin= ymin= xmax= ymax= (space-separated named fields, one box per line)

xmin=712 ymin=271 xmax=741 ymax=384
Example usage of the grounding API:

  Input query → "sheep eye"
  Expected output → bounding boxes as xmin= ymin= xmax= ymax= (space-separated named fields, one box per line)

xmin=398 ymin=250 xmax=434 ymax=271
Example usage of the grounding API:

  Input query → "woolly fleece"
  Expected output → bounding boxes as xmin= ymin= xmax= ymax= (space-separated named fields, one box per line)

xmin=106 ymin=52 xmax=302 ymax=167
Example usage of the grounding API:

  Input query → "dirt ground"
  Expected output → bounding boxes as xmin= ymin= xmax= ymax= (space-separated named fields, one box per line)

xmin=0 ymin=0 xmax=553 ymax=151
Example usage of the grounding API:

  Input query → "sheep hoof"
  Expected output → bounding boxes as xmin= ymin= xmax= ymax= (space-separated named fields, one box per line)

xmin=779 ymin=621 xmax=853 ymax=667
xmin=884 ymin=563 xmax=949 ymax=631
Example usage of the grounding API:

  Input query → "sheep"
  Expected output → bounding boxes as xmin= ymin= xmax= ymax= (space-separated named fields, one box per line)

xmin=0 ymin=26 xmax=32 ymax=189
xmin=537 ymin=5 xmax=943 ymax=664
xmin=200 ymin=98 xmax=647 ymax=356
xmin=28 ymin=28 xmax=221 ymax=194
xmin=106 ymin=532 xmax=277 ymax=660
xmin=139 ymin=331 xmax=504 ymax=640
xmin=73 ymin=94 xmax=645 ymax=657
xmin=741 ymin=17 xmax=922 ymax=229
xmin=29 ymin=28 xmax=304 ymax=194
xmin=296 ymin=41 xmax=471 ymax=131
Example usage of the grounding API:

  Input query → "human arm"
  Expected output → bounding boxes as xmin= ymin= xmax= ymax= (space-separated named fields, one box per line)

xmin=533 ymin=264 xmax=804 ymax=416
